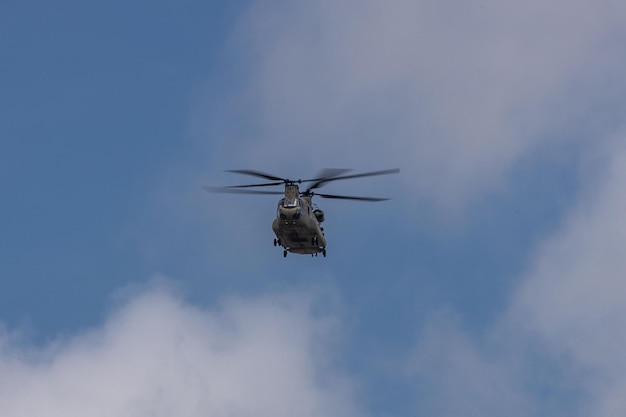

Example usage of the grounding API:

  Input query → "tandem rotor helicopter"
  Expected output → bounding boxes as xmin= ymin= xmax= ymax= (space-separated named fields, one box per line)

xmin=204 ymin=168 xmax=399 ymax=257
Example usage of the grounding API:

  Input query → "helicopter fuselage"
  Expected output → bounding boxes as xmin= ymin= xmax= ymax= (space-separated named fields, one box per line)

xmin=271 ymin=185 xmax=327 ymax=256
xmin=207 ymin=168 xmax=399 ymax=257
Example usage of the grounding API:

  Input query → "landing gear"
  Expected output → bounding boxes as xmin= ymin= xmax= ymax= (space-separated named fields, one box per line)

xmin=274 ymin=238 xmax=282 ymax=247
xmin=322 ymin=249 xmax=326 ymax=257
xmin=283 ymin=250 xmax=288 ymax=258
xmin=274 ymin=239 xmax=277 ymax=246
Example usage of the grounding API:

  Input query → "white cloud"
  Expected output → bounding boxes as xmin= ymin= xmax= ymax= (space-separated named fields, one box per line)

xmin=204 ymin=0 xmax=626 ymax=210
xmin=171 ymin=1 xmax=626 ymax=411
xmin=409 ymin=311 xmax=531 ymax=417
xmin=408 ymin=130 xmax=626 ymax=416
xmin=509 ymin=131 xmax=626 ymax=416
xmin=0 ymin=284 xmax=360 ymax=417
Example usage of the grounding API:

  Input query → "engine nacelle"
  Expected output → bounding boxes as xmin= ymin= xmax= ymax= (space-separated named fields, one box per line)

xmin=313 ymin=209 xmax=325 ymax=223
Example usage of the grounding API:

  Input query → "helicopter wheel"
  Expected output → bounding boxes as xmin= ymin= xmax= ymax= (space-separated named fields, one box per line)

xmin=283 ymin=250 xmax=287 ymax=258
xmin=273 ymin=239 xmax=277 ymax=246
xmin=322 ymin=249 xmax=326 ymax=257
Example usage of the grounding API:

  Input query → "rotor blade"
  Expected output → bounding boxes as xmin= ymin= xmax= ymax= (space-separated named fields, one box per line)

xmin=226 ymin=169 xmax=286 ymax=182
xmin=318 ymin=168 xmax=353 ymax=177
xmin=315 ymin=192 xmax=390 ymax=202
xmin=304 ymin=168 xmax=399 ymax=192
xmin=203 ymin=187 xmax=283 ymax=195
xmin=222 ymin=181 xmax=285 ymax=188
xmin=318 ymin=168 xmax=400 ymax=183
xmin=303 ymin=169 xmax=353 ymax=191
xmin=304 ymin=168 xmax=353 ymax=182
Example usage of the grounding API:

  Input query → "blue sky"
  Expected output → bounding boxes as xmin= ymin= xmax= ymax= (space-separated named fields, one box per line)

xmin=2 ymin=1 xmax=626 ymax=416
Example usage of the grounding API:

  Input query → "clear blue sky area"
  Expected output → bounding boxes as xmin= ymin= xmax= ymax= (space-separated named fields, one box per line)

xmin=2 ymin=0 xmax=240 ymax=329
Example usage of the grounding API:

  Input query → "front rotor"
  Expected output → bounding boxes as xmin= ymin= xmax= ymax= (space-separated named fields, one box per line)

xmin=205 ymin=168 xmax=399 ymax=201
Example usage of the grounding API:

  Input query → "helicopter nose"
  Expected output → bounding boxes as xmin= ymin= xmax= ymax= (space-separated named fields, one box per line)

xmin=279 ymin=207 xmax=301 ymax=220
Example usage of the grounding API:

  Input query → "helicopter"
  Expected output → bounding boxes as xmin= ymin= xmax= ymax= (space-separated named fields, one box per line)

xmin=204 ymin=168 xmax=399 ymax=257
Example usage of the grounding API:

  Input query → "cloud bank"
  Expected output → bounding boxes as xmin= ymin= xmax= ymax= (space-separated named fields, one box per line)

xmin=409 ymin=131 xmax=626 ymax=416
xmin=511 ymin=133 xmax=626 ymax=416
xmin=0 ymin=286 xmax=359 ymax=417
xmin=133 ymin=1 xmax=626 ymax=415
xmin=207 ymin=0 xmax=626 ymax=210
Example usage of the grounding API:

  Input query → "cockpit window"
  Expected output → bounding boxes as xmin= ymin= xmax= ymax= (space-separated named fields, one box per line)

xmin=282 ymin=198 xmax=300 ymax=208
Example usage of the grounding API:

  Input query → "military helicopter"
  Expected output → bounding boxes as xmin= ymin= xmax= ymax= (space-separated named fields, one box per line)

xmin=205 ymin=168 xmax=399 ymax=257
